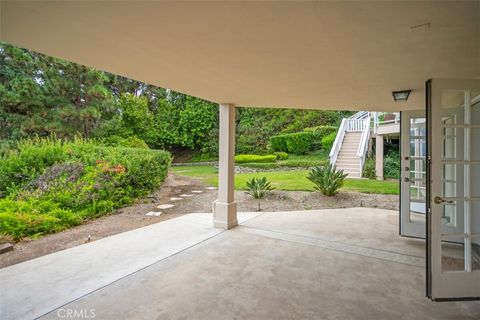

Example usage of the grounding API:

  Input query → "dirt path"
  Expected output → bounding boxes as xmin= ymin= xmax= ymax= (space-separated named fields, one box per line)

xmin=0 ymin=174 xmax=399 ymax=268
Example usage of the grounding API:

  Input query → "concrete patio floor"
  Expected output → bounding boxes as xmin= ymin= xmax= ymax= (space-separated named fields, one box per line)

xmin=1 ymin=208 xmax=479 ymax=319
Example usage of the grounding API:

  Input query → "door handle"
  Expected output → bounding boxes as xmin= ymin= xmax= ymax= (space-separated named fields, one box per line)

xmin=434 ymin=196 xmax=455 ymax=204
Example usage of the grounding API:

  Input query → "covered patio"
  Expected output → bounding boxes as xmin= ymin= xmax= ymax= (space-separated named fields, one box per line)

xmin=2 ymin=208 xmax=479 ymax=319
xmin=1 ymin=0 xmax=479 ymax=314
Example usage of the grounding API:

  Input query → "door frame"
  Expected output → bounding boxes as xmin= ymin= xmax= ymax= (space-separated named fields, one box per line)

xmin=400 ymin=110 xmax=426 ymax=239
xmin=426 ymin=78 xmax=480 ymax=301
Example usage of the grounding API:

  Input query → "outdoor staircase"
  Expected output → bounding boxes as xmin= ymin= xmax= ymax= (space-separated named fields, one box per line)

xmin=335 ymin=132 xmax=363 ymax=178
xmin=329 ymin=111 xmax=371 ymax=178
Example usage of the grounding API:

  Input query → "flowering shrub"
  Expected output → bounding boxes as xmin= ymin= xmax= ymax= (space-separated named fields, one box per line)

xmin=0 ymin=137 xmax=171 ymax=240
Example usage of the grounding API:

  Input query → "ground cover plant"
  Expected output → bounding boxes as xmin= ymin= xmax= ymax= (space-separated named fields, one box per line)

xmin=0 ymin=137 xmax=171 ymax=240
xmin=307 ymin=164 xmax=348 ymax=196
xmin=245 ymin=177 xmax=275 ymax=211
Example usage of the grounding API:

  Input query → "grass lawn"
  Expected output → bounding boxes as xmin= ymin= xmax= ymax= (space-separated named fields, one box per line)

xmin=282 ymin=150 xmax=329 ymax=162
xmin=172 ymin=165 xmax=399 ymax=195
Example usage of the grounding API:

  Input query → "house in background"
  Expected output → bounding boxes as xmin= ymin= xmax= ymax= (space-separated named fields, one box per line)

xmin=0 ymin=0 xmax=478 ymax=313
xmin=329 ymin=110 xmax=401 ymax=179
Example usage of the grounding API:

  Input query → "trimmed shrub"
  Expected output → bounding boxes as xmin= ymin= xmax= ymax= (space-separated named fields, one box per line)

xmin=284 ymin=132 xmax=314 ymax=155
xmin=271 ymin=131 xmax=317 ymax=154
xmin=273 ymin=152 xmax=289 ymax=160
xmin=307 ymin=164 xmax=348 ymax=196
xmin=321 ymin=132 xmax=336 ymax=151
xmin=0 ymin=137 xmax=172 ymax=240
xmin=0 ymin=137 xmax=170 ymax=195
xmin=270 ymin=135 xmax=288 ymax=152
xmin=304 ymin=125 xmax=338 ymax=150
xmin=235 ymin=154 xmax=277 ymax=164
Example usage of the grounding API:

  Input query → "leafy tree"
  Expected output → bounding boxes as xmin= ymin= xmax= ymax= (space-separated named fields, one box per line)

xmin=1 ymin=41 xmax=355 ymax=158
xmin=177 ymin=96 xmax=218 ymax=150
xmin=0 ymin=42 xmax=115 ymax=139
xmin=118 ymin=94 xmax=154 ymax=141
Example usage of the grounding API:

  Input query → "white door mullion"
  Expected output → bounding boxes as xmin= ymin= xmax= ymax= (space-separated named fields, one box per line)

xmin=464 ymin=90 xmax=471 ymax=272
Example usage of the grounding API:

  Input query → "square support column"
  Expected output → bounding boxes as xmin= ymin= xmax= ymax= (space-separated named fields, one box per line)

xmin=375 ymin=135 xmax=384 ymax=180
xmin=213 ymin=103 xmax=238 ymax=229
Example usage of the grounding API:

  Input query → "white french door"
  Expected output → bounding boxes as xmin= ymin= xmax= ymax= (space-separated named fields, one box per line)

xmin=427 ymin=78 xmax=480 ymax=300
xmin=400 ymin=110 xmax=426 ymax=238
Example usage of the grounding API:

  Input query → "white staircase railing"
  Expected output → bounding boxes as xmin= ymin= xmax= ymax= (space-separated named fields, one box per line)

xmin=346 ymin=119 xmax=366 ymax=132
xmin=329 ymin=118 xmax=347 ymax=165
xmin=348 ymin=111 xmax=369 ymax=120
xmin=329 ymin=112 xmax=372 ymax=177
xmin=357 ymin=116 xmax=371 ymax=174
xmin=330 ymin=111 xmax=401 ymax=176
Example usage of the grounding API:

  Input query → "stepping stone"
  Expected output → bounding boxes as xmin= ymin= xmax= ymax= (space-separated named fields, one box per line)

xmin=206 ymin=187 xmax=217 ymax=190
xmin=179 ymin=194 xmax=194 ymax=197
xmin=191 ymin=190 xmax=203 ymax=193
xmin=146 ymin=211 xmax=163 ymax=216
xmin=170 ymin=197 xmax=183 ymax=201
xmin=157 ymin=204 xmax=174 ymax=210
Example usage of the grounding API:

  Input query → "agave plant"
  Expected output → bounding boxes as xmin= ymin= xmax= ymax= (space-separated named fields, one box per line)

xmin=245 ymin=176 xmax=275 ymax=211
xmin=307 ymin=164 xmax=348 ymax=196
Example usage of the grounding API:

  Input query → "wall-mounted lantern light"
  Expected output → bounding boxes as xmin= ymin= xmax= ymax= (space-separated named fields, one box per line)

xmin=392 ymin=90 xmax=411 ymax=102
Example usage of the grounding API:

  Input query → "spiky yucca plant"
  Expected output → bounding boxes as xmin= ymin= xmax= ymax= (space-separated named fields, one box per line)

xmin=245 ymin=176 xmax=275 ymax=211
xmin=307 ymin=164 xmax=348 ymax=196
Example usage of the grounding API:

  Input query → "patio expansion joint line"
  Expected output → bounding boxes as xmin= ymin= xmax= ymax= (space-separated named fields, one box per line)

xmin=238 ymin=224 xmax=425 ymax=259
xmin=236 ymin=225 xmax=425 ymax=268
xmin=238 ymin=211 xmax=267 ymax=224
xmin=32 ymin=227 xmax=228 ymax=320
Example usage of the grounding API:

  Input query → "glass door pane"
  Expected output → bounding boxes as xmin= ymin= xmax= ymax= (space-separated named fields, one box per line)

xmin=400 ymin=111 xmax=426 ymax=238
xmin=428 ymin=78 xmax=480 ymax=300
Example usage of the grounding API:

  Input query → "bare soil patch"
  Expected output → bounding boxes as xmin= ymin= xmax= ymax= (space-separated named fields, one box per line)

xmin=0 ymin=174 xmax=398 ymax=268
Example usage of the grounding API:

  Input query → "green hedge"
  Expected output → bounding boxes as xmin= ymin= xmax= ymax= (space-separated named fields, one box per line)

xmin=321 ymin=132 xmax=336 ymax=151
xmin=0 ymin=137 xmax=171 ymax=240
xmin=270 ymin=132 xmax=315 ymax=154
xmin=304 ymin=125 xmax=337 ymax=150
xmin=270 ymin=135 xmax=288 ymax=152
xmin=284 ymin=132 xmax=314 ymax=155
xmin=235 ymin=154 xmax=277 ymax=163
xmin=270 ymin=128 xmax=336 ymax=155
xmin=273 ymin=152 xmax=289 ymax=160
